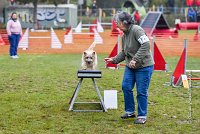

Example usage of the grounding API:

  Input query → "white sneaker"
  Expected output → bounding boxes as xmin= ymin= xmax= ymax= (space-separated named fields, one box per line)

xmin=10 ymin=56 xmax=15 ymax=59
xmin=14 ymin=55 xmax=19 ymax=58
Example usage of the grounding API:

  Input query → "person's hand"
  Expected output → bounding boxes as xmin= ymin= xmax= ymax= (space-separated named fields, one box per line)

xmin=104 ymin=57 xmax=113 ymax=64
xmin=129 ymin=60 xmax=136 ymax=68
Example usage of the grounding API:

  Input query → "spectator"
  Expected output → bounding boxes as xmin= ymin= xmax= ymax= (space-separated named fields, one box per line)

xmin=196 ymin=8 xmax=200 ymax=22
xmin=6 ymin=12 xmax=22 ymax=59
xmin=10 ymin=0 xmax=16 ymax=6
xmin=133 ymin=10 xmax=141 ymax=25
xmin=187 ymin=7 xmax=197 ymax=22
xmin=91 ymin=0 xmax=97 ymax=16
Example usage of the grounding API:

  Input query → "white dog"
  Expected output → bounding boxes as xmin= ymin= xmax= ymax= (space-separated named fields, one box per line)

xmin=81 ymin=42 xmax=98 ymax=70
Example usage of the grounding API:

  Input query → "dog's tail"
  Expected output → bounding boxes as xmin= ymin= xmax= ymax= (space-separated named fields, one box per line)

xmin=87 ymin=42 xmax=96 ymax=51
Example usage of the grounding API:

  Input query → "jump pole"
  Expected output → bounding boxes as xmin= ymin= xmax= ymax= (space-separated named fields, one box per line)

xmin=117 ymin=35 xmax=121 ymax=69
xmin=186 ymin=70 xmax=200 ymax=123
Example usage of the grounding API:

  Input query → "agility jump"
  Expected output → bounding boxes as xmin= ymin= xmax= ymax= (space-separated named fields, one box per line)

xmin=64 ymin=27 xmax=103 ymax=44
xmin=74 ymin=20 xmax=104 ymax=33
xmin=18 ymin=28 xmax=64 ymax=49
xmin=69 ymin=70 xmax=107 ymax=112
xmin=106 ymin=35 xmax=167 ymax=71
xmin=170 ymin=39 xmax=200 ymax=87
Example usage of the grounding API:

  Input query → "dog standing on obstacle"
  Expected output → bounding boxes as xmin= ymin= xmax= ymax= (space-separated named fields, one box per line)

xmin=81 ymin=42 xmax=97 ymax=70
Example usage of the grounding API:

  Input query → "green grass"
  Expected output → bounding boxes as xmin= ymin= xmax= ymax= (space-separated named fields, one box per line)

xmin=0 ymin=54 xmax=199 ymax=134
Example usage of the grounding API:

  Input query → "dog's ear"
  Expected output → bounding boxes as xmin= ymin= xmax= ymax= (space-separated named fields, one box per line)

xmin=84 ymin=51 xmax=87 ymax=57
xmin=92 ymin=51 xmax=96 ymax=58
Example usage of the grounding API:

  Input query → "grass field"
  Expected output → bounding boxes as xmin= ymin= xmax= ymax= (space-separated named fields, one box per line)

xmin=0 ymin=54 xmax=199 ymax=134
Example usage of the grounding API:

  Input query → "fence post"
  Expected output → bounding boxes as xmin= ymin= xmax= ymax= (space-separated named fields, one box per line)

xmin=184 ymin=39 xmax=188 ymax=74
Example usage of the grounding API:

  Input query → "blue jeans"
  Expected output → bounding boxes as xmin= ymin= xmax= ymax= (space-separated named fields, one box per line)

xmin=122 ymin=65 xmax=153 ymax=119
xmin=8 ymin=34 xmax=21 ymax=56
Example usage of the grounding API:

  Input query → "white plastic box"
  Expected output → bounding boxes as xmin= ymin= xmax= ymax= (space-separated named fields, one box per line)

xmin=104 ymin=90 xmax=118 ymax=109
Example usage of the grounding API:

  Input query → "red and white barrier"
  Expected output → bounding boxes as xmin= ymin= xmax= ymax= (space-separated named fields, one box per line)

xmin=64 ymin=27 xmax=103 ymax=44
xmin=93 ymin=29 xmax=103 ymax=44
xmin=171 ymin=40 xmax=187 ymax=87
xmin=110 ymin=20 xmax=123 ymax=36
xmin=18 ymin=28 xmax=29 ymax=50
xmin=97 ymin=21 xmax=104 ymax=32
xmin=0 ymin=34 xmax=5 ymax=45
xmin=176 ymin=22 xmax=200 ymax=30
xmin=51 ymin=28 xmax=62 ymax=49
xmin=193 ymin=30 xmax=200 ymax=41
xmin=105 ymin=35 xmax=121 ymax=69
xmin=75 ymin=22 xmax=82 ymax=33
xmin=0 ymin=30 xmax=9 ymax=45
xmin=64 ymin=28 xmax=73 ymax=44
xmin=152 ymin=41 xmax=168 ymax=71
xmin=105 ymin=42 xmax=119 ymax=69
xmin=74 ymin=21 xmax=104 ymax=33
xmin=152 ymin=28 xmax=178 ymax=38
xmin=194 ymin=24 xmax=200 ymax=41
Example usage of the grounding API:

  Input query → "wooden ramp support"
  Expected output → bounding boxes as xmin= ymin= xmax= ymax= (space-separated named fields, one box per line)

xmin=69 ymin=70 xmax=107 ymax=112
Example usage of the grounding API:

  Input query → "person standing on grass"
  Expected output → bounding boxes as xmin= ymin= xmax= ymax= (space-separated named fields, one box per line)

xmin=6 ymin=12 xmax=22 ymax=59
xmin=105 ymin=11 xmax=154 ymax=124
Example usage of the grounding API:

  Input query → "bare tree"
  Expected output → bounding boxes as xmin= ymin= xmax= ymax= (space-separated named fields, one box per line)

xmin=17 ymin=0 xmax=39 ymax=29
xmin=32 ymin=0 xmax=38 ymax=29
